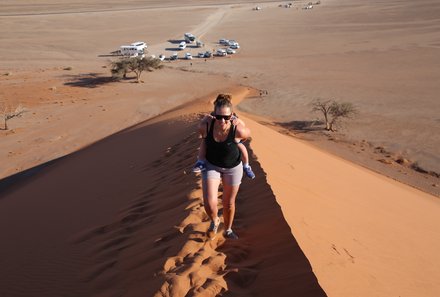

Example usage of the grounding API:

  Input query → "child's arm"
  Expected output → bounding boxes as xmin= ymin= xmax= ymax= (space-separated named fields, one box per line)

xmin=231 ymin=114 xmax=245 ymax=127
xmin=198 ymin=114 xmax=214 ymax=138
xmin=197 ymin=138 xmax=207 ymax=161
xmin=196 ymin=115 xmax=213 ymax=162
xmin=237 ymin=142 xmax=249 ymax=164
xmin=233 ymin=116 xmax=256 ymax=178
xmin=236 ymin=129 xmax=256 ymax=179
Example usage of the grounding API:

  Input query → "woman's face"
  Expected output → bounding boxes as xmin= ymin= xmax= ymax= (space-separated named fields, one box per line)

xmin=214 ymin=106 xmax=232 ymax=127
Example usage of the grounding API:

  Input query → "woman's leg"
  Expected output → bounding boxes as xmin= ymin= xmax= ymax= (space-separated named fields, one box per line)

xmin=202 ymin=178 xmax=221 ymax=222
xmin=221 ymin=184 xmax=240 ymax=231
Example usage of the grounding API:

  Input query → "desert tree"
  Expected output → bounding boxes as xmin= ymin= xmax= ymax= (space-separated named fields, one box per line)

xmin=311 ymin=99 xmax=357 ymax=131
xmin=1 ymin=101 xmax=26 ymax=130
xmin=311 ymin=99 xmax=332 ymax=130
xmin=111 ymin=57 xmax=163 ymax=82
xmin=128 ymin=57 xmax=163 ymax=83
xmin=110 ymin=59 xmax=131 ymax=80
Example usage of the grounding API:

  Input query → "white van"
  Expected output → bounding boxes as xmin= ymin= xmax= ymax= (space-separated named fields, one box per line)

xmin=120 ymin=41 xmax=147 ymax=57
xmin=184 ymin=33 xmax=196 ymax=44
xmin=131 ymin=41 xmax=147 ymax=50
xmin=120 ymin=46 xmax=144 ymax=57
xmin=178 ymin=41 xmax=187 ymax=50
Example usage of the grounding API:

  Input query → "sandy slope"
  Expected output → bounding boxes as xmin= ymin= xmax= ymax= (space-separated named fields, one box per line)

xmin=0 ymin=88 xmax=327 ymax=297
xmin=0 ymin=67 xmax=233 ymax=179
xmin=242 ymin=112 xmax=440 ymax=296
xmin=2 ymin=86 xmax=439 ymax=296
xmin=1 ymin=1 xmax=440 ymax=296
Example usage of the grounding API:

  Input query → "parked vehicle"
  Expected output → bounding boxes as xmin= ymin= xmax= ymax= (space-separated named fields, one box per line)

xmin=196 ymin=40 xmax=204 ymax=48
xmin=131 ymin=41 xmax=147 ymax=48
xmin=158 ymin=54 xmax=166 ymax=61
xmin=170 ymin=52 xmax=178 ymax=60
xmin=219 ymin=38 xmax=229 ymax=45
xmin=184 ymin=33 xmax=196 ymax=43
xmin=204 ymin=51 xmax=212 ymax=58
xmin=185 ymin=52 xmax=193 ymax=60
xmin=178 ymin=41 xmax=187 ymax=50
xmin=230 ymin=43 xmax=240 ymax=49
xmin=216 ymin=49 xmax=227 ymax=56
xmin=120 ymin=41 xmax=147 ymax=57
xmin=198 ymin=52 xmax=205 ymax=58
xmin=226 ymin=48 xmax=236 ymax=54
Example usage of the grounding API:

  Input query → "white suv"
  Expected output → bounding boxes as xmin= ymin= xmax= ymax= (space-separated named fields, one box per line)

xmin=216 ymin=49 xmax=227 ymax=56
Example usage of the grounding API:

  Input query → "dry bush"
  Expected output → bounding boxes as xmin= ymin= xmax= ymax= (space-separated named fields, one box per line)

xmin=110 ymin=57 xmax=163 ymax=82
xmin=311 ymin=99 xmax=358 ymax=131
xmin=1 ymin=102 xmax=26 ymax=130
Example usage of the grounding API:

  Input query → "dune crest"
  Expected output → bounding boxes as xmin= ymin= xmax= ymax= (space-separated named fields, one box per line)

xmin=240 ymin=111 xmax=440 ymax=297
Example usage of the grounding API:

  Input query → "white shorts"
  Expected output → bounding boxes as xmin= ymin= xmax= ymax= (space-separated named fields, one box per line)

xmin=202 ymin=161 xmax=243 ymax=186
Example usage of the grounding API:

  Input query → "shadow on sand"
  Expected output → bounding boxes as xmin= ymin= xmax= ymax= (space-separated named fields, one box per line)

xmin=0 ymin=156 xmax=65 ymax=197
xmin=63 ymin=73 xmax=118 ymax=88
xmin=165 ymin=47 xmax=181 ymax=52
xmin=218 ymin=143 xmax=328 ymax=297
xmin=167 ymin=39 xmax=184 ymax=44
xmin=276 ymin=120 xmax=325 ymax=133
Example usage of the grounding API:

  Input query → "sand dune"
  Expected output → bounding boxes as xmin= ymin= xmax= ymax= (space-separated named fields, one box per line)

xmin=0 ymin=89 xmax=326 ymax=296
xmin=242 ymin=111 xmax=440 ymax=297
xmin=1 ymin=1 xmax=440 ymax=296
xmin=2 ymin=87 xmax=439 ymax=296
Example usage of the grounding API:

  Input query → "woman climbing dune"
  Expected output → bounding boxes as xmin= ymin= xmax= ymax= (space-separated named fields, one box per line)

xmin=196 ymin=94 xmax=251 ymax=239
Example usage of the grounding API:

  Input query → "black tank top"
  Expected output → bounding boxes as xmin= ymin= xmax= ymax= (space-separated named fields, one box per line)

xmin=205 ymin=119 xmax=241 ymax=168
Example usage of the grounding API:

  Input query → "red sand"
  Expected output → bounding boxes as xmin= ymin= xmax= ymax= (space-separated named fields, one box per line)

xmin=2 ymin=87 xmax=440 ymax=297
xmin=1 ymin=1 xmax=440 ymax=296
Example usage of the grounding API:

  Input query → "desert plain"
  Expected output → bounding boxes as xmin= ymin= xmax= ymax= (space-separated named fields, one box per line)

xmin=1 ymin=0 xmax=440 ymax=297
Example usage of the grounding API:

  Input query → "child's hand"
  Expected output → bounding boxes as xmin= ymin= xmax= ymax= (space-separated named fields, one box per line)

xmin=231 ymin=115 xmax=238 ymax=125
xmin=202 ymin=113 xmax=215 ymax=122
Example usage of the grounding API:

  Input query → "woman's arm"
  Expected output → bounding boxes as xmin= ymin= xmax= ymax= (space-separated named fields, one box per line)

xmin=235 ymin=122 xmax=251 ymax=140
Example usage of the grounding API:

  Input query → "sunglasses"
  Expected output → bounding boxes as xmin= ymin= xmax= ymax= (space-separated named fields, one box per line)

xmin=215 ymin=114 xmax=232 ymax=121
